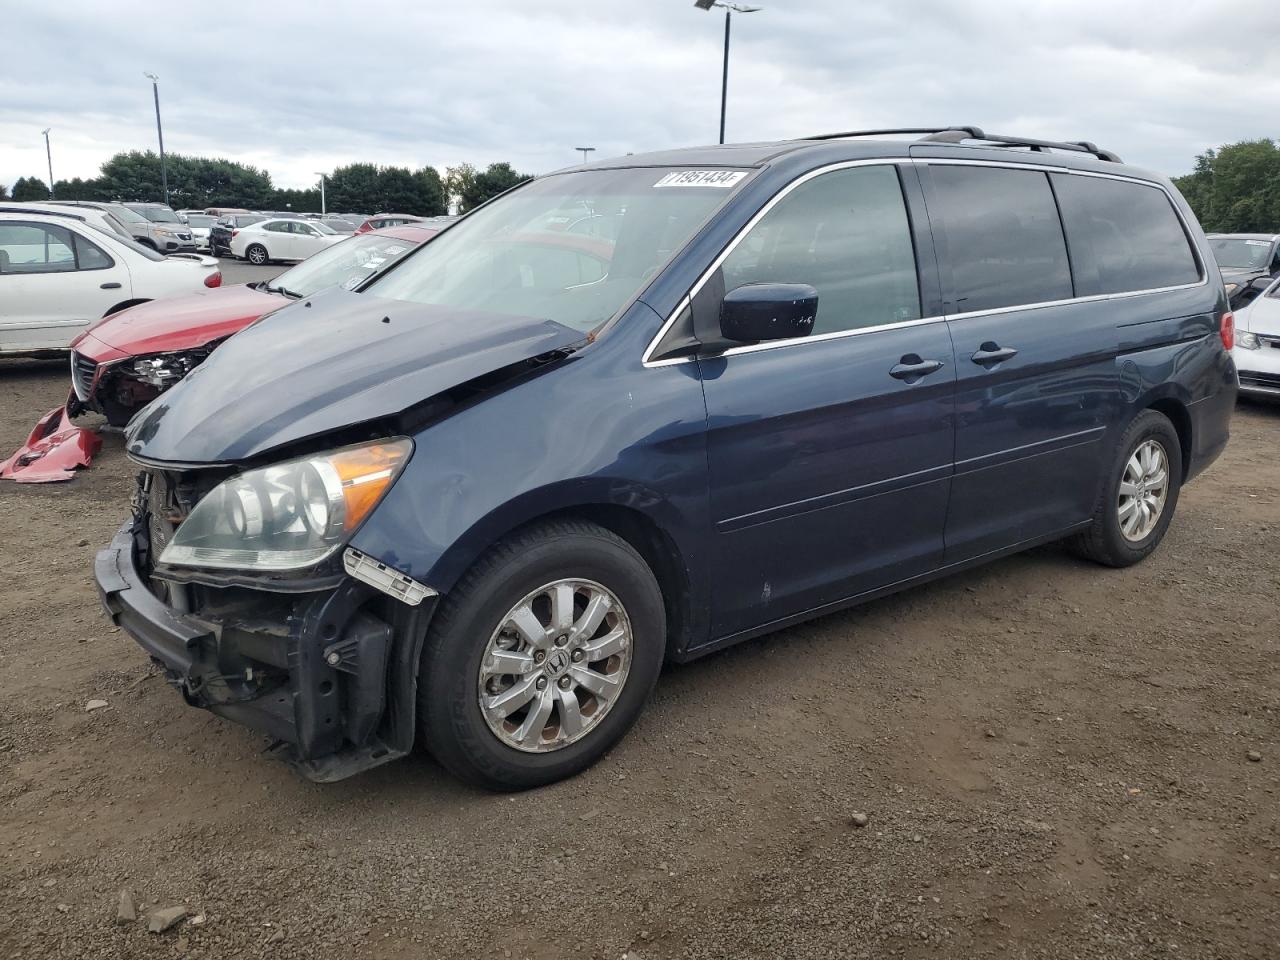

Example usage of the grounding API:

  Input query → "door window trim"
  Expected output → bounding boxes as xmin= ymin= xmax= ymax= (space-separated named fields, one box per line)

xmin=642 ymin=158 xmax=1209 ymax=368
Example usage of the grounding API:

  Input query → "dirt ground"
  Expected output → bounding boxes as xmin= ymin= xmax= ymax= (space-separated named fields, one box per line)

xmin=1 ymin=352 xmax=1277 ymax=960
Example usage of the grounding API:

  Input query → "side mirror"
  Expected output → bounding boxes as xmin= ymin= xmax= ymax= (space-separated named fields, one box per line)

xmin=720 ymin=283 xmax=818 ymax=344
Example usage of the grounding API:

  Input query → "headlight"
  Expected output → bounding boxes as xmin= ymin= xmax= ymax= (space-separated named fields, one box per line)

xmin=1237 ymin=329 xmax=1260 ymax=350
xmin=132 ymin=352 xmax=201 ymax=387
xmin=155 ymin=226 xmax=179 ymax=237
xmin=159 ymin=438 xmax=412 ymax=572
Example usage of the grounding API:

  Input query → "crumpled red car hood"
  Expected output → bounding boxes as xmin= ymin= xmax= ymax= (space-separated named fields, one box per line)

xmin=74 ymin=283 xmax=282 ymax=359
xmin=0 ymin=407 xmax=102 ymax=483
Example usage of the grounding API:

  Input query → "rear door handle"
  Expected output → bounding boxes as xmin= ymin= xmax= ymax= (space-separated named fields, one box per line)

xmin=970 ymin=343 xmax=1018 ymax=368
xmin=889 ymin=355 xmax=945 ymax=383
xmin=100 ymin=282 xmax=122 ymax=290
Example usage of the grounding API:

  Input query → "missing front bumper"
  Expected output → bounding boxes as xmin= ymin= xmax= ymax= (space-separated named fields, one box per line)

xmin=94 ymin=521 xmax=434 ymax=781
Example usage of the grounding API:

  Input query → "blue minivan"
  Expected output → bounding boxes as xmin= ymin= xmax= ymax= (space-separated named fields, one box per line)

xmin=97 ymin=127 xmax=1236 ymax=789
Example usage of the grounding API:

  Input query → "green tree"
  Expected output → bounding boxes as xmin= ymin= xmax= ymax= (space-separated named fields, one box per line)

xmin=445 ymin=163 xmax=477 ymax=213
xmin=12 ymin=176 xmax=50 ymax=201
xmin=96 ymin=151 xmax=274 ymax=208
xmin=0 ymin=183 xmax=8 ymax=200
xmin=270 ymin=187 xmax=322 ymax=213
xmin=459 ymin=162 xmax=532 ymax=213
xmin=52 ymin=177 xmax=109 ymax=201
xmin=413 ymin=166 xmax=447 ymax=216
xmin=1174 ymin=139 xmax=1280 ymax=233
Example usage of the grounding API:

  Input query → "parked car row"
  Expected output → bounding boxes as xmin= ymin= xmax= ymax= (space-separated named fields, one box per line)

xmin=69 ymin=222 xmax=441 ymax=423
xmin=83 ymin=128 xmax=1239 ymax=794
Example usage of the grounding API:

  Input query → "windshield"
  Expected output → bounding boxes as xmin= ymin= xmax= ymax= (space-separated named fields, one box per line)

xmin=1210 ymin=237 xmax=1273 ymax=270
xmin=89 ymin=223 xmax=164 ymax=261
xmin=107 ymin=204 xmax=148 ymax=225
xmin=185 ymin=214 xmax=216 ymax=228
xmin=126 ymin=203 xmax=181 ymax=225
xmin=367 ymin=167 xmax=747 ymax=333
xmin=272 ymin=232 xmax=424 ymax=296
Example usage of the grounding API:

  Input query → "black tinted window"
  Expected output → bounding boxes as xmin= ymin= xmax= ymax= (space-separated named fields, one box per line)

xmin=1053 ymin=174 xmax=1200 ymax=295
xmin=720 ymin=165 xmax=921 ymax=335
xmin=930 ymin=166 xmax=1072 ymax=312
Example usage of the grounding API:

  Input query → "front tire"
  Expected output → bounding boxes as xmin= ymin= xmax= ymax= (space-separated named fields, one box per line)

xmin=418 ymin=520 xmax=665 ymax=791
xmin=245 ymin=244 xmax=269 ymax=265
xmin=1068 ymin=409 xmax=1182 ymax=567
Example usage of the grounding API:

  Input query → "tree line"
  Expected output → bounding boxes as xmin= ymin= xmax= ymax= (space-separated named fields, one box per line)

xmin=1173 ymin=139 xmax=1280 ymax=234
xmin=3 ymin=151 xmax=532 ymax=215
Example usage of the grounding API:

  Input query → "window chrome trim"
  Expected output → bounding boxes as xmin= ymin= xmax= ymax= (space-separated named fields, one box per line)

xmin=641 ymin=156 xmax=1211 ymax=368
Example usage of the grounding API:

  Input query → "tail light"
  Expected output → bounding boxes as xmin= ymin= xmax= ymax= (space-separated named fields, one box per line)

xmin=1220 ymin=311 xmax=1234 ymax=351
xmin=231 ymin=229 xmax=239 ymax=238
xmin=204 ymin=271 xmax=222 ymax=289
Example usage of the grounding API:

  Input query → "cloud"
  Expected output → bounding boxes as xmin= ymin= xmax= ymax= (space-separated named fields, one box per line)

xmin=2 ymin=0 xmax=1276 ymax=194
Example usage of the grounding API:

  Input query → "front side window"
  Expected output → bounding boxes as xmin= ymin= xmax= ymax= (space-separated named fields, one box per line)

xmin=0 ymin=222 xmax=77 ymax=273
xmin=930 ymin=165 xmax=1073 ymax=313
xmin=367 ymin=167 xmax=746 ymax=333
xmin=719 ymin=164 xmax=921 ymax=335
xmin=1053 ymin=174 xmax=1200 ymax=295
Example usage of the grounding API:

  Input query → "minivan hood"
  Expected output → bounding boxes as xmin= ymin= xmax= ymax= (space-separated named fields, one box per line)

xmin=125 ymin=288 xmax=585 ymax=463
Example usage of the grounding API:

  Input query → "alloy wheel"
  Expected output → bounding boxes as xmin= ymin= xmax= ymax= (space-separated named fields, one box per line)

xmin=477 ymin=578 xmax=632 ymax=753
xmin=1118 ymin=439 xmax=1169 ymax=542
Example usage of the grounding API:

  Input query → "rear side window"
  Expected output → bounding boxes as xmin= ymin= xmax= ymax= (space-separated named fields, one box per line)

xmin=720 ymin=164 xmax=921 ymax=335
xmin=929 ymin=165 xmax=1072 ymax=313
xmin=1053 ymin=174 xmax=1200 ymax=295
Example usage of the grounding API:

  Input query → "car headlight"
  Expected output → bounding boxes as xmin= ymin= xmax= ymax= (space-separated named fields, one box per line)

xmin=159 ymin=438 xmax=412 ymax=572
xmin=131 ymin=352 xmax=203 ymax=387
xmin=156 ymin=226 xmax=179 ymax=237
xmin=1237 ymin=329 xmax=1260 ymax=350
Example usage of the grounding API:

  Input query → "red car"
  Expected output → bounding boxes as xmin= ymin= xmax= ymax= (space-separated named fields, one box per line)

xmin=67 ymin=224 xmax=438 ymax=426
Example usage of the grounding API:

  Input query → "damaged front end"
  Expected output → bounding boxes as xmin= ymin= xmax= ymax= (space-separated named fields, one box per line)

xmin=69 ymin=344 xmax=220 ymax=428
xmin=95 ymin=457 xmax=437 ymax=781
xmin=0 ymin=406 xmax=102 ymax=482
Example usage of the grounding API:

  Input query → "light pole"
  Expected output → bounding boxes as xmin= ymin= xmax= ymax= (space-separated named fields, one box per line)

xmin=143 ymin=72 xmax=169 ymax=206
xmin=693 ymin=0 xmax=762 ymax=145
xmin=315 ymin=172 xmax=327 ymax=214
xmin=41 ymin=128 xmax=53 ymax=198
xmin=575 ymin=146 xmax=596 ymax=164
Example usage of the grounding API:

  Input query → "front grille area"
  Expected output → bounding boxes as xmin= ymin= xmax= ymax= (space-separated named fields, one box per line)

xmin=70 ymin=351 xmax=98 ymax=400
xmin=1239 ymin=370 xmax=1280 ymax=391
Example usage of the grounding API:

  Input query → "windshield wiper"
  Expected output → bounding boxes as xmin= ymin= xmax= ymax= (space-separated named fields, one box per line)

xmin=264 ymin=283 xmax=303 ymax=299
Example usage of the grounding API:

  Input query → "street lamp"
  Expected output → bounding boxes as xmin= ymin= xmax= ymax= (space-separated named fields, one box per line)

xmin=41 ymin=128 xmax=53 ymax=198
xmin=315 ymin=172 xmax=327 ymax=214
xmin=143 ymin=72 xmax=169 ymax=206
xmin=574 ymin=146 xmax=596 ymax=164
xmin=693 ymin=0 xmax=762 ymax=145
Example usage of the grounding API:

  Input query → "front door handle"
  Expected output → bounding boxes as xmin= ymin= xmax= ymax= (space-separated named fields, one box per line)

xmin=889 ymin=355 xmax=945 ymax=383
xmin=100 ymin=282 xmax=122 ymax=290
xmin=970 ymin=342 xmax=1018 ymax=368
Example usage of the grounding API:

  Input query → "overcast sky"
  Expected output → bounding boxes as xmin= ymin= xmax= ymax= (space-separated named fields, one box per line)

xmin=2 ymin=0 xmax=1277 ymax=194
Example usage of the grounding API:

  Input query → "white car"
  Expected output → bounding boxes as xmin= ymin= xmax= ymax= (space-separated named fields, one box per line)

xmin=1 ymin=200 xmax=135 ymax=243
xmin=0 ymin=211 xmax=221 ymax=355
xmin=229 ymin=218 xmax=347 ymax=265
xmin=183 ymin=213 xmax=218 ymax=253
xmin=1233 ymin=277 xmax=1280 ymax=399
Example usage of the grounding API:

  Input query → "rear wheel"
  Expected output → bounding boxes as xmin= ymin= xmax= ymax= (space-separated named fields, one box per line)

xmin=245 ymin=244 xmax=269 ymax=265
xmin=418 ymin=520 xmax=665 ymax=790
xmin=1068 ymin=409 xmax=1182 ymax=567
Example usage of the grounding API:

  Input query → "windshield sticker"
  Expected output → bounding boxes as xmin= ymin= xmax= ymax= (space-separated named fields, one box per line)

xmin=654 ymin=170 xmax=747 ymax=189
xmin=1246 ymin=240 xmax=1270 ymax=246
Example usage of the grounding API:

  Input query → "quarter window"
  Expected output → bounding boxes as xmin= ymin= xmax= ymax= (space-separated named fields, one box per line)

xmin=719 ymin=165 xmax=921 ymax=335
xmin=929 ymin=165 xmax=1073 ymax=313
xmin=1052 ymin=174 xmax=1200 ymax=295
xmin=71 ymin=232 xmax=113 ymax=270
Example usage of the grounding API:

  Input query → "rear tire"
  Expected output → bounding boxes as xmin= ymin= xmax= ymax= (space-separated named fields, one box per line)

xmin=1068 ymin=409 xmax=1182 ymax=567
xmin=246 ymin=244 xmax=269 ymax=266
xmin=418 ymin=520 xmax=665 ymax=791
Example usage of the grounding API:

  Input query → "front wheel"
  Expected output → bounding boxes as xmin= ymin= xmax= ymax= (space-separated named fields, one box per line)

xmin=1068 ymin=409 xmax=1183 ymax=567
xmin=245 ymin=244 xmax=269 ymax=265
xmin=418 ymin=520 xmax=665 ymax=790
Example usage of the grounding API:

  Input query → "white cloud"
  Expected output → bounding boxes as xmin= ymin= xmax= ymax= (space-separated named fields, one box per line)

xmin=1 ymin=0 xmax=1277 ymax=194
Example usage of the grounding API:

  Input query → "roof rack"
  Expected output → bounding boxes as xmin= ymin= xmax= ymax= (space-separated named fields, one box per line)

xmin=800 ymin=125 xmax=1122 ymax=163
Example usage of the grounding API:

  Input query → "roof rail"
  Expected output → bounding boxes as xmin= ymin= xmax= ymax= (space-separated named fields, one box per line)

xmin=799 ymin=125 xmax=1122 ymax=163
xmin=0 ymin=204 xmax=87 ymax=221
